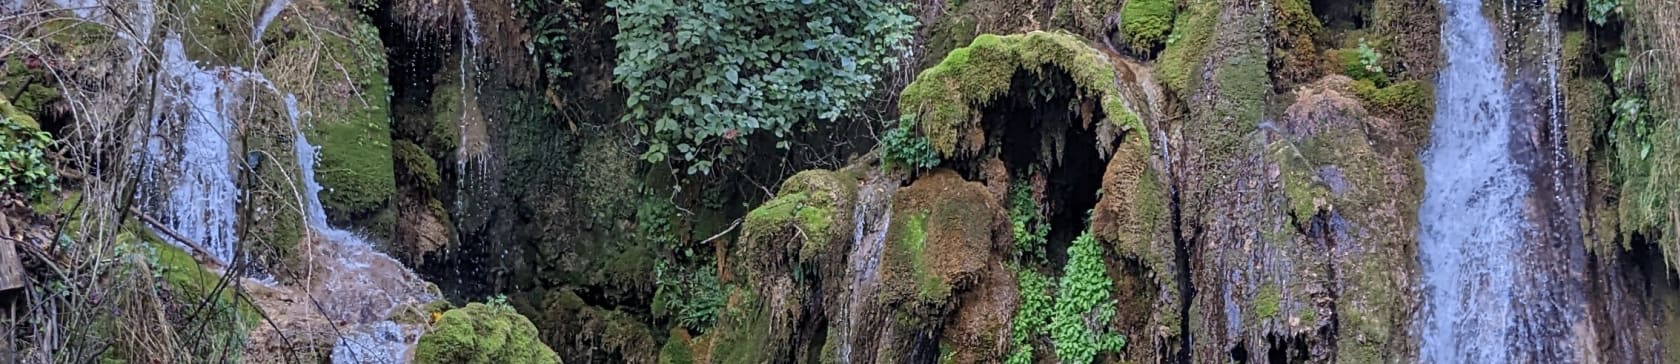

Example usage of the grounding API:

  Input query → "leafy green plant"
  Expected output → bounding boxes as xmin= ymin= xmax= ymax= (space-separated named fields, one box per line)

xmin=1006 ymin=265 xmax=1052 ymax=364
xmin=0 ymin=112 xmax=56 ymax=197
xmin=1587 ymin=0 xmax=1617 ymax=25
xmin=655 ymin=263 xmax=724 ymax=333
xmin=608 ymin=0 xmax=916 ymax=174
xmin=486 ymin=294 xmax=512 ymax=310
xmin=881 ymin=115 xmax=941 ymax=171
xmin=1608 ymin=52 xmax=1656 ymax=161
xmin=1357 ymin=39 xmax=1384 ymax=77
xmin=519 ymin=0 xmax=582 ymax=83
xmin=1008 ymin=181 xmax=1049 ymax=262
xmin=1048 ymin=231 xmax=1125 ymax=363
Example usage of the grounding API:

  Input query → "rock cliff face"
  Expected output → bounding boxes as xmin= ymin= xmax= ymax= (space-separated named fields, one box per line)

xmin=9 ymin=0 xmax=1680 ymax=361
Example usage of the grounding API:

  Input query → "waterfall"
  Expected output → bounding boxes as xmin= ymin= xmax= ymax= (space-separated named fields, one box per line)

xmin=252 ymin=0 xmax=291 ymax=43
xmin=288 ymin=87 xmax=436 ymax=364
xmin=1416 ymin=0 xmax=1529 ymax=361
xmin=137 ymin=34 xmax=264 ymax=264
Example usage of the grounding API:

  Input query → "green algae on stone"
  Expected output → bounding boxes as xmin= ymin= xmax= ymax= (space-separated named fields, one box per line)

xmin=1270 ymin=141 xmax=1329 ymax=221
xmin=898 ymin=31 xmax=1147 ymax=157
xmin=880 ymin=170 xmax=998 ymax=310
xmin=415 ymin=302 xmax=561 ymax=364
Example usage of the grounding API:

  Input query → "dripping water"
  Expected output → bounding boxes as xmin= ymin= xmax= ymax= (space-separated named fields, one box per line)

xmin=837 ymin=173 xmax=897 ymax=363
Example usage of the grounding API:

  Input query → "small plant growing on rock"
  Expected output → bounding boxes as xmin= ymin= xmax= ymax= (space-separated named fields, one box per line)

xmin=881 ymin=115 xmax=941 ymax=171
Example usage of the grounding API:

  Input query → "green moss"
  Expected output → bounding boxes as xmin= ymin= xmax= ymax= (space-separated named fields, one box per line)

xmin=393 ymin=140 xmax=441 ymax=190
xmin=415 ymin=302 xmax=561 ymax=364
xmin=1254 ymin=284 xmax=1280 ymax=320
xmin=1329 ymin=48 xmax=1391 ymax=86
xmin=1120 ymin=0 xmax=1174 ymax=51
xmin=709 ymin=287 xmax=774 ymax=364
xmin=658 ymin=329 xmax=696 ymax=364
xmin=1352 ymin=79 xmax=1435 ymax=140
xmin=1270 ymin=141 xmax=1328 ymax=221
xmin=283 ymin=21 xmax=396 ymax=231
xmin=1 ymin=62 xmax=60 ymax=122
xmin=899 ymin=32 xmax=1148 ymax=156
xmin=1565 ymin=78 xmax=1610 ymax=167
xmin=1154 ymin=0 xmax=1219 ymax=94
xmin=740 ymin=169 xmax=854 ymax=260
xmin=1562 ymin=31 xmax=1590 ymax=75
xmin=923 ymin=16 xmax=981 ymax=71
xmin=891 ymin=213 xmax=947 ymax=300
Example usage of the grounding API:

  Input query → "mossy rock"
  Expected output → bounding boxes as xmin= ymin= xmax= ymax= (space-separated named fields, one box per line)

xmin=899 ymin=31 xmax=1147 ymax=157
xmin=1350 ymin=79 xmax=1434 ymax=143
xmin=414 ymin=302 xmax=561 ymax=364
xmin=1119 ymin=0 xmax=1175 ymax=52
xmin=261 ymin=10 xmax=396 ymax=234
xmin=740 ymin=169 xmax=858 ymax=272
xmin=1154 ymin=0 xmax=1219 ymax=94
xmin=881 ymin=169 xmax=999 ymax=305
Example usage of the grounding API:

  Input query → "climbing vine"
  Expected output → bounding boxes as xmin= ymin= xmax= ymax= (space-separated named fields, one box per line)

xmin=608 ymin=0 xmax=916 ymax=174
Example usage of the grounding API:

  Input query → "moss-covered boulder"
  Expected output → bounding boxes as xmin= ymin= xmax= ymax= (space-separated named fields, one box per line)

xmin=899 ymin=32 xmax=1147 ymax=158
xmin=739 ymin=168 xmax=858 ymax=277
xmin=881 ymin=169 xmax=1001 ymax=304
xmin=414 ymin=302 xmax=560 ymax=364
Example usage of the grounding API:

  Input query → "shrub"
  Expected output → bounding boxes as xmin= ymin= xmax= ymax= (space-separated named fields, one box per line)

xmin=609 ymin=0 xmax=916 ymax=174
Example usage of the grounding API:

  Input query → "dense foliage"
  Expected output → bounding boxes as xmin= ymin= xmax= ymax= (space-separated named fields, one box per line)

xmin=1009 ymin=181 xmax=1049 ymax=261
xmin=608 ymin=0 xmax=916 ymax=174
xmin=0 ymin=108 xmax=55 ymax=197
xmin=1049 ymin=231 xmax=1125 ymax=363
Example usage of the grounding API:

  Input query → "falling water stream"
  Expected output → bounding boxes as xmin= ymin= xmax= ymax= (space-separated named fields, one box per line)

xmin=129 ymin=0 xmax=436 ymax=360
xmin=1417 ymin=0 xmax=1577 ymax=361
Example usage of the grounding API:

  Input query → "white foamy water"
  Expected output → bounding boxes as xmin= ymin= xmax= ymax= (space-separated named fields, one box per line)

xmin=837 ymin=176 xmax=895 ymax=363
xmin=1417 ymin=0 xmax=1529 ymax=361
xmin=287 ymin=95 xmax=436 ymax=364
xmin=137 ymin=34 xmax=263 ymax=264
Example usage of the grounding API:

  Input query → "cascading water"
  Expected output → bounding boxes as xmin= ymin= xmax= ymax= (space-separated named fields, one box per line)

xmin=1416 ymin=0 xmax=1556 ymax=361
xmin=137 ymin=34 xmax=260 ymax=265
xmin=287 ymin=96 xmax=436 ymax=363
xmin=125 ymin=9 xmax=436 ymax=362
